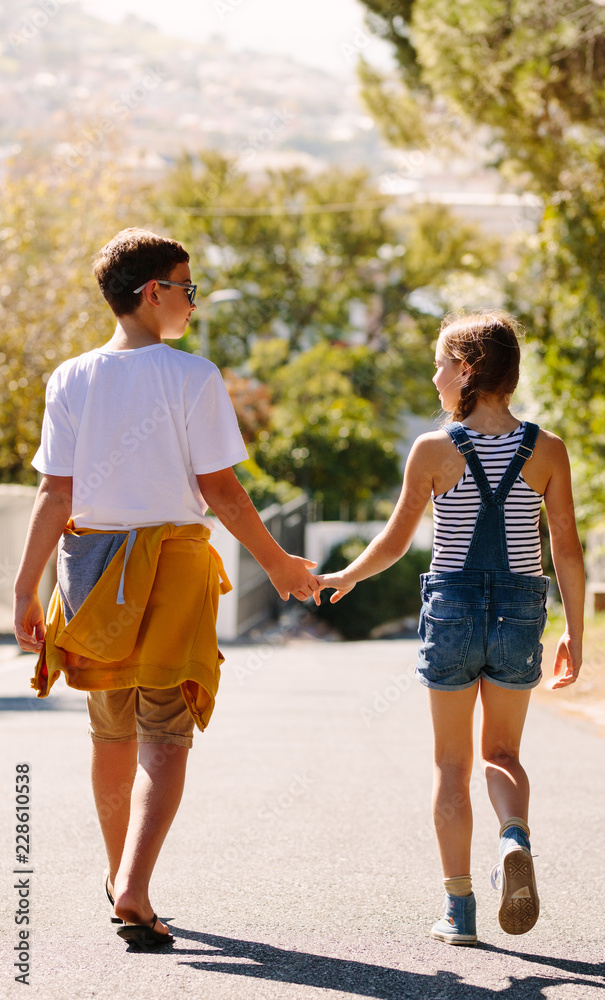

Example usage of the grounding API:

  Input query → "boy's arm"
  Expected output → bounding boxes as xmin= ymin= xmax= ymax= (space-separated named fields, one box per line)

xmin=197 ymin=468 xmax=319 ymax=601
xmin=13 ymin=475 xmax=72 ymax=652
xmin=543 ymin=438 xmax=585 ymax=688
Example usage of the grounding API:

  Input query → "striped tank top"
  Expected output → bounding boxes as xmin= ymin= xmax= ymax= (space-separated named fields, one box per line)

xmin=430 ymin=423 xmax=544 ymax=576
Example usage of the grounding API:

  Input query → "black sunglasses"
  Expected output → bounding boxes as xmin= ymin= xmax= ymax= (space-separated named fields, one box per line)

xmin=133 ymin=279 xmax=197 ymax=306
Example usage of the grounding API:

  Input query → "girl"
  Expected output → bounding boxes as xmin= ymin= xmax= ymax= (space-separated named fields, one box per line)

xmin=315 ymin=311 xmax=584 ymax=946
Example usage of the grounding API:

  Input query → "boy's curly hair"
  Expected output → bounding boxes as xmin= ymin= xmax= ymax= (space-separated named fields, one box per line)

xmin=439 ymin=311 xmax=524 ymax=422
xmin=92 ymin=228 xmax=189 ymax=317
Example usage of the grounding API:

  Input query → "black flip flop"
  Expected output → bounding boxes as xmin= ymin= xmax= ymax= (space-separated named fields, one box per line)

xmin=104 ymin=871 xmax=124 ymax=924
xmin=117 ymin=914 xmax=174 ymax=949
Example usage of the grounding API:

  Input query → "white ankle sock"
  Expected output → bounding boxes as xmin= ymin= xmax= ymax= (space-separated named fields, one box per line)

xmin=443 ymin=875 xmax=473 ymax=897
xmin=499 ymin=816 xmax=530 ymax=838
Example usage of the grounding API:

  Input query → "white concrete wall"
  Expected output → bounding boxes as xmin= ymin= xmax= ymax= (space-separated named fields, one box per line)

xmin=209 ymin=519 xmax=242 ymax=642
xmin=0 ymin=485 xmax=57 ymax=633
xmin=586 ymin=520 xmax=605 ymax=616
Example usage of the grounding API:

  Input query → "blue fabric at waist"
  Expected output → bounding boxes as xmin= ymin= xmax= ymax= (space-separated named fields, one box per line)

xmin=421 ymin=569 xmax=550 ymax=596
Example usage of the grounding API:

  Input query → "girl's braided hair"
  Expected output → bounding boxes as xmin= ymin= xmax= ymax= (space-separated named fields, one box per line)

xmin=439 ymin=311 xmax=523 ymax=422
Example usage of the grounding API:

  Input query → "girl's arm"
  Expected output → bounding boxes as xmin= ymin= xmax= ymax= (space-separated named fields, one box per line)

xmin=315 ymin=436 xmax=434 ymax=604
xmin=543 ymin=437 xmax=585 ymax=688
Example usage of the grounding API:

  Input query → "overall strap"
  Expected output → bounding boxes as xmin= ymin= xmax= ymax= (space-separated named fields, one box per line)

xmin=445 ymin=423 xmax=493 ymax=502
xmin=492 ymin=422 xmax=539 ymax=503
xmin=445 ymin=421 xmax=540 ymax=573
xmin=445 ymin=422 xmax=539 ymax=506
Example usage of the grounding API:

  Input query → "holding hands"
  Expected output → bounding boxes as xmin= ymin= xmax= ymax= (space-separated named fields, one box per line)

xmin=267 ymin=553 xmax=321 ymax=602
xmin=312 ymin=572 xmax=356 ymax=605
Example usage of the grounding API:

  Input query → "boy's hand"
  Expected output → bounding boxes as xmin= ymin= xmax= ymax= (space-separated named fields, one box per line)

xmin=313 ymin=572 xmax=356 ymax=606
xmin=268 ymin=555 xmax=320 ymax=602
xmin=550 ymin=632 xmax=582 ymax=689
xmin=13 ymin=593 xmax=46 ymax=653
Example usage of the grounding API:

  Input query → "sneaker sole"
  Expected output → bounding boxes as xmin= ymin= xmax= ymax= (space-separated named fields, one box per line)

xmin=430 ymin=928 xmax=477 ymax=947
xmin=499 ymin=848 xmax=539 ymax=935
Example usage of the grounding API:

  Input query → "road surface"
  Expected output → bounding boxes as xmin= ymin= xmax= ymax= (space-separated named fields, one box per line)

xmin=0 ymin=631 xmax=603 ymax=999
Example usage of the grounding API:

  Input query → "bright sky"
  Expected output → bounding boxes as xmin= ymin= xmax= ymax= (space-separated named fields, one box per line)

xmin=80 ymin=0 xmax=394 ymax=75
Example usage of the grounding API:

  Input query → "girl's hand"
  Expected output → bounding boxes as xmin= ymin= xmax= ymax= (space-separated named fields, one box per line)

xmin=313 ymin=573 xmax=356 ymax=605
xmin=550 ymin=632 xmax=582 ymax=689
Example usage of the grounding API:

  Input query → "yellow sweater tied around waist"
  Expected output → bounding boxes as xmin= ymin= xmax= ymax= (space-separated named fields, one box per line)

xmin=32 ymin=522 xmax=232 ymax=731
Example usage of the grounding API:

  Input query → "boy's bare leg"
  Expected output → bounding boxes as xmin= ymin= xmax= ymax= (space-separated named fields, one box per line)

xmin=91 ymin=740 xmax=138 ymax=885
xmin=112 ymin=743 xmax=189 ymax=933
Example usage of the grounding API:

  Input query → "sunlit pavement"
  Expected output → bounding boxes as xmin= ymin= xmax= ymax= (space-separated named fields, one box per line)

xmin=1 ymin=634 xmax=603 ymax=999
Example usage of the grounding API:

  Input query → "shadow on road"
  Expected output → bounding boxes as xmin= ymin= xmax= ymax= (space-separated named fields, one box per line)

xmin=479 ymin=941 xmax=605 ymax=979
xmin=167 ymin=929 xmax=604 ymax=998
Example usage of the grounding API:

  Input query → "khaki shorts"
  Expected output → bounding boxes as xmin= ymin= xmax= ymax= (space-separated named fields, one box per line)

xmin=87 ymin=686 xmax=195 ymax=748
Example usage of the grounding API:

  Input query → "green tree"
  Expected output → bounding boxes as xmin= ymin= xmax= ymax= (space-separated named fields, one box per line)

xmin=156 ymin=153 xmax=393 ymax=366
xmin=507 ymin=202 xmax=605 ymax=522
xmin=155 ymin=153 xmax=500 ymax=513
xmin=250 ymin=340 xmax=403 ymax=515
xmin=359 ymin=0 xmax=605 ymax=187
xmin=2 ymin=142 xmax=498 ymax=511
xmin=357 ymin=0 xmax=605 ymax=523
xmin=0 ymin=151 xmax=150 ymax=483
xmin=156 ymin=152 xmax=496 ymax=369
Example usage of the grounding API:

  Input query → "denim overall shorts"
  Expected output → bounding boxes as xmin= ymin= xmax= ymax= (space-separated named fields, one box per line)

xmin=416 ymin=422 xmax=549 ymax=691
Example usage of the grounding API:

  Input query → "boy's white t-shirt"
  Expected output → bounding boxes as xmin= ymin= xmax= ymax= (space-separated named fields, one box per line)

xmin=32 ymin=343 xmax=249 ymax=529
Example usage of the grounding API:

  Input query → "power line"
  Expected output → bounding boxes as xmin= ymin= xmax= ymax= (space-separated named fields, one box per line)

xmin=159 ymin=198 xmax=392 ymax=218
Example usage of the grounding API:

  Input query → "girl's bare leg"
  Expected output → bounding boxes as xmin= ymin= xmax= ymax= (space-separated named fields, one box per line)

xmin=480 ymin=681 xmax=532 ymax=823
xmin=428 ymin=684 xmax=479 ymax=877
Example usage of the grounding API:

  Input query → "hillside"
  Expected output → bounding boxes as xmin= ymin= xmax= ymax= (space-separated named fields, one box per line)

xmin=0 ymin=0 xmax=387 ymax=175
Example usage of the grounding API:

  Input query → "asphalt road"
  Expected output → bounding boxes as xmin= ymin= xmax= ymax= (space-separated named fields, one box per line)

xmin=0 ymin=630 xmax=603 ymax=1000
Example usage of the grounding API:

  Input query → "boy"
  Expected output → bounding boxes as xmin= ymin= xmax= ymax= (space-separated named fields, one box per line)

xmin=13 ymin=227 xmax=319 ymax=947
